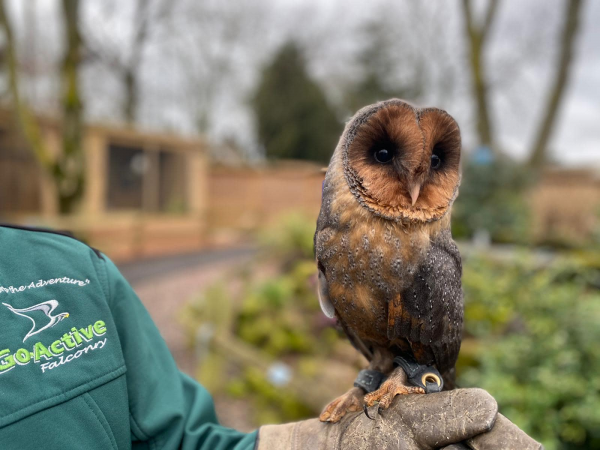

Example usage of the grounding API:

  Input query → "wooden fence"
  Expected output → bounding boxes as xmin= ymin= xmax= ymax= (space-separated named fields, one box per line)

xmin=529 ymin=168 xmax=600 ymax=245
xmin=207 ymin=163 xmax=325 ymax=236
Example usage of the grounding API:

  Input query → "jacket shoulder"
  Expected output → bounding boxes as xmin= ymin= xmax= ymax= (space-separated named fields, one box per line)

xmin=0 ymin=223 xmax=104 ymax=260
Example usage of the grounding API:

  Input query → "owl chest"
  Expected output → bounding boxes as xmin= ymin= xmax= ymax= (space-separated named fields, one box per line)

xmin=321 ymin=222 xmax=428 ymax=345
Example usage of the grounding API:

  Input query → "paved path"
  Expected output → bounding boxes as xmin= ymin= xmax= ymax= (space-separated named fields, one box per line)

xmin=118 ymin=246 xmax=257 ymax=285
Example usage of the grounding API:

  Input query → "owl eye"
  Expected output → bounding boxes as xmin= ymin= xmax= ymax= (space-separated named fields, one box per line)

xmin=374 ymin=148 xmax=393 ymax=164
xmin=431 ymin=147 xmax=443 ymax=170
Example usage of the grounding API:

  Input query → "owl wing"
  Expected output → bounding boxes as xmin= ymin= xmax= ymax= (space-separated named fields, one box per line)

xmin=388 ymin=230 xmax=463 ymax=374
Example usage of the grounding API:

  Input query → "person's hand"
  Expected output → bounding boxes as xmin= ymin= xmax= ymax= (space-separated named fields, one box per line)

xmin=256 ymin=388 xmax=543 ymax=449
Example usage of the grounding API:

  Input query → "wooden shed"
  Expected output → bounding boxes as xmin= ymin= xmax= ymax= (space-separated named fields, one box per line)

xmin=0 ymin=113 xmax=208 ymax=261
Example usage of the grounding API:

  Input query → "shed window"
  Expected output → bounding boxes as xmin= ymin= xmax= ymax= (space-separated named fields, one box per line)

xmin=107 ymin=143 xmax=187 ymax=213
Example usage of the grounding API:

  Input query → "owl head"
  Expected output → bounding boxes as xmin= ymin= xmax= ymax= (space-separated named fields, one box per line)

xmin=338 ymin=99 xmax=461 ymax=223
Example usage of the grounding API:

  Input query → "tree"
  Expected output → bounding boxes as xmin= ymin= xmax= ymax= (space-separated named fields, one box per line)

xmin=461 ymin=0 xmax=586 ymax=166
xmin=172 ymin=0 xmax=266 ymax=137
xmin=0 ymin=0 xmax=85 ymax=213
xmin=456 ymin=0 xmax=586 ymax=244
xmin=461 ymin=0 xmax=501 ymax=153
xmin=121 ymin=0 xmax=150 ymax=125
xmin=59 ymin=0 xmax=85 ymax=212
xmin=253 ymin=42 xmax=341 ymax=164
xmin=528 ymin=0 xmax=585 ymax=170
xmin=84 ymin=0 xmax=173 ymax=125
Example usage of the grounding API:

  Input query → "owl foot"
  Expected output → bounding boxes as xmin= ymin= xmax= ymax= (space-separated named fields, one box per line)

xmin=363 ymin=367 xmax=425 ymax=415
xmin=319 ymin=386 xmax=365 ymax=423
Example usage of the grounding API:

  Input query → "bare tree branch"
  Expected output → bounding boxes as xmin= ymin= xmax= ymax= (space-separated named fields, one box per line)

xmin=461 ymin=0 xmax=501 ymax=151
xmin=528 ymin=0 xmax=585 ymax=169
xmin=83 ymin=0 xmax=175 ymax=125
xmin=481 ymin=0 xmax=501 ymax=42
xmin=123 ymin=0 xmax=152 ymax=124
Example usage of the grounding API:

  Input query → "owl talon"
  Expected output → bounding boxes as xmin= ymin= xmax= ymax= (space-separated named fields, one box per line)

xmin=320 ymin=387 xmax=364 ymax=423
xmin=364 ymin=367 xmax=425 ymax=410
xmin=363 ymin=404 xmax=375 ymax=420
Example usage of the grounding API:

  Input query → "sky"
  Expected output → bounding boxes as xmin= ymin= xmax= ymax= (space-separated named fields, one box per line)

xmin=5 ymin=0 xmax=600 ymax=167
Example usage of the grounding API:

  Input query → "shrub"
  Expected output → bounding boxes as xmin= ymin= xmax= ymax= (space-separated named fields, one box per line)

xmin=459 ymin=256 xmax=600 ymax=449
xmin=452 ymin=158 xmax=531 ymax=243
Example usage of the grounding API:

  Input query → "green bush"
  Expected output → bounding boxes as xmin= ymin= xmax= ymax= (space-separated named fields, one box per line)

xmin=459 ymin=256 xmax=600 ymax=449
xmin=452 ymin=158 xmax=531 ymax=243
xmin=258 ymin=213 xmax=317 ymax=265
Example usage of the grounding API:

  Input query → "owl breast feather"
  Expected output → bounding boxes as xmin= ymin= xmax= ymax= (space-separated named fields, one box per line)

xmin=315 ymin=173 xmax=463 ymax=373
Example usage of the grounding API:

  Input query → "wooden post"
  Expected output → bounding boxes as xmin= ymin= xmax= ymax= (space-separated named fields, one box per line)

xmin=39 ymin=127 xmax=60 ymax=217
xmin=187 ymin=144 xmax=208 ymax=243
xmin=82 ymin=128 xmax=107 ymax=215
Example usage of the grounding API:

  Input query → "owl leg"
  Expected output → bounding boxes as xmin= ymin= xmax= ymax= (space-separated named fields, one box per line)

xmin=363 ymin=366 xmax=425 ymax=412
xmin=320 ymin=347 xmax=394 ymax=423
xmin=319 ymin=386 xmax=365 ymax=423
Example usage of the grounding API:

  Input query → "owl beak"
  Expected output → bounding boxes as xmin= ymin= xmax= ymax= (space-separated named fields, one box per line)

xmin=409 ymin=184 xmax=421 ymax=206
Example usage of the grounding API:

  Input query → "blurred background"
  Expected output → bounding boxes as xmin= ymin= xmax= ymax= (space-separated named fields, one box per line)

xmin=0 ymin=0 xmax=598 ymax=448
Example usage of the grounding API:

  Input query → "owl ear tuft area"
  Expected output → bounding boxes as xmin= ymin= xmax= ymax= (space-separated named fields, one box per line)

xmin=317 ymin=268 xmax=336 ymax=318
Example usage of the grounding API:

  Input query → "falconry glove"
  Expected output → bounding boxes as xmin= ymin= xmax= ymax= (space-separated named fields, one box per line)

xmin=256 ymin=388 xmax=543 ymax=450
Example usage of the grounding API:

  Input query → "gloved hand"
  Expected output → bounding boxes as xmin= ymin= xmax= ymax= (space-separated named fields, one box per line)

xmin=256 ymin=388 xmax=543 ymax=450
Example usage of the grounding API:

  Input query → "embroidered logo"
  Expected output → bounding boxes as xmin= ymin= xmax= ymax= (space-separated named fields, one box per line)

xmin=2 ymin=300 xmax=70 ymax=343
xmin=0 ymin=320 xmax=108 ymax=375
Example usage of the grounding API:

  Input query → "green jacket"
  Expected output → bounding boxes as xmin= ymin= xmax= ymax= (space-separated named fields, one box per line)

xmin=0 ymin=225 xmax=257 ymax=450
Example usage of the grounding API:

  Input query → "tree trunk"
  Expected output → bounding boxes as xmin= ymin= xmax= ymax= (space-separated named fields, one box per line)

xmin=528 ymin=0 xmax=585 ymax=169
xmin=0 ymin=0 xmax=86 ymax=214
xmin=122 ymin=0 xmax=150 ymax=125
xmin=124 ymin=68 xmax=137 ymax=125
xmin=461 ymin=0 xmax=500 ymax=153
xmin=59 ymin=0 xmax=85 ymax=214
xmin=0 ymin=0 xmax=54 ymax=171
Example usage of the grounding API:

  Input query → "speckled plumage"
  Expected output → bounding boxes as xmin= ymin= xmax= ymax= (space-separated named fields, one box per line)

xmin=315 ymin=99 xmax=463 ymax=397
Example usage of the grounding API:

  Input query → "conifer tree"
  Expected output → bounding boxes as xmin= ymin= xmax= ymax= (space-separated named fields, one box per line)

xmin=253 ymin=42 xmax=340 ymax=164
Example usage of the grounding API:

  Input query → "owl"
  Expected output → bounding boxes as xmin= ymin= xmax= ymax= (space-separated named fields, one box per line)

xmin=315 ymin=99 xmax=463 ymax=423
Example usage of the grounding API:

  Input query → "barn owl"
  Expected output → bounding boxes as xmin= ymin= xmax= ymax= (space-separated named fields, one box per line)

xmin=315 ymin=99 xmax=463 ymax=422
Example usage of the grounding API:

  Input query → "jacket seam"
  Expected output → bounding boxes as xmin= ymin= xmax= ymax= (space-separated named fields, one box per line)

xmin=97 ymin=255 xmax=158 ymax=450
xmin=129 ymin=410 xmax=149 ymax=441
xmin=127 ymin=389 xmax=160 ymax=450
xmin=82 ymin=393 xmax=119 ymax=450
xmin=94 ymin=252 xmax=110 ymax=305
xmin=130 ymin=412 xmax=160 ymax=450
